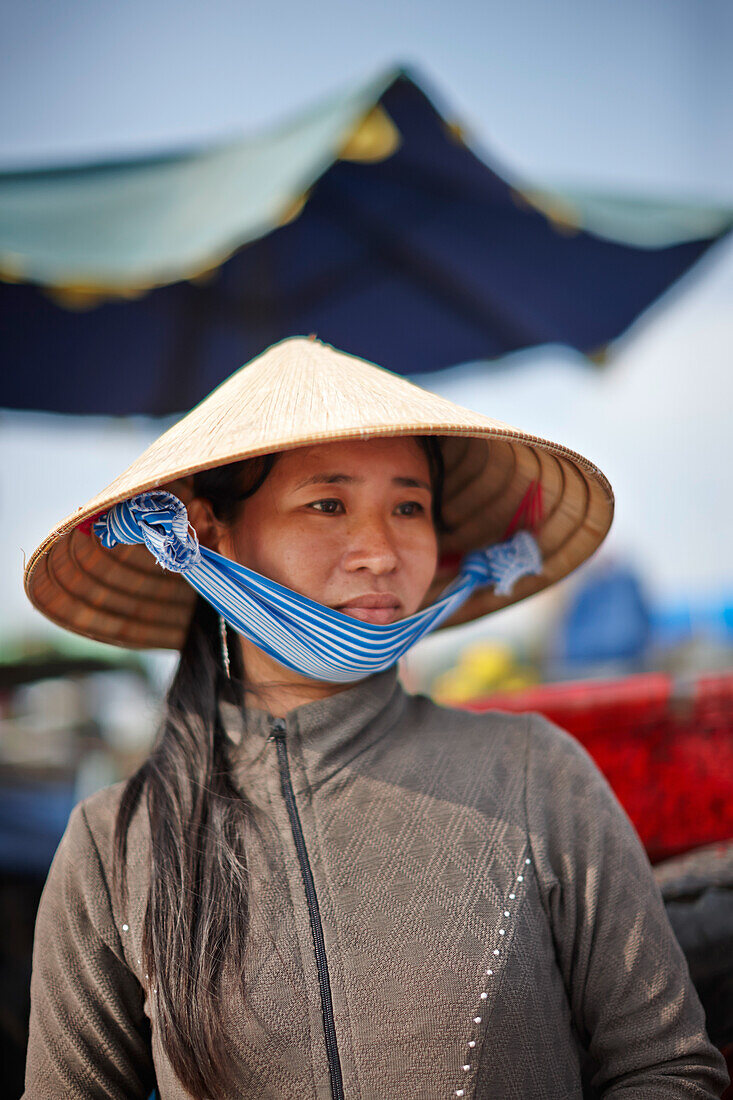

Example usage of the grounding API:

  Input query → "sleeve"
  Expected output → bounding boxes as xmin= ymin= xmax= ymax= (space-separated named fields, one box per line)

xmin=23 ymin=801 xmax=156 ymax=1100
xmin=526 ymin=713 xmax=729 ymax=1099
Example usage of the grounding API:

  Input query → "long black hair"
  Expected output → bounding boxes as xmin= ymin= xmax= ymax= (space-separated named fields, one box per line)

xmin=112 ymin=439 xmax=445 ymax=1097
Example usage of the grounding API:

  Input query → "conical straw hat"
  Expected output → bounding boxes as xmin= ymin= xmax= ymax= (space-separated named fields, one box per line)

xmin=25 ymin=336 xmax=613 ymax=650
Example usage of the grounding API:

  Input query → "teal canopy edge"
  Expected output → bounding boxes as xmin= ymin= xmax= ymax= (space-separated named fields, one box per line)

xmin=1 ymin=65 xmax=731 ymax=289
xmin=0 ymin=69 xmax=398 ymax=287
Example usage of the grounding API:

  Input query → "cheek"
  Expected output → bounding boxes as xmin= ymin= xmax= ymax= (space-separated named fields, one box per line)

xmin=230 ymin=517 xmax=342 ymax=590
xmin=403 ymin=528 xmax=439 ymax=600
xmin=273 ymin=541 xmax=332 ymax=586
xmin=422 ymin=542 xmax=440 ymax=589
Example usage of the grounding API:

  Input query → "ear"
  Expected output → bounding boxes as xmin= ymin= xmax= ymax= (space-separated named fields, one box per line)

xmin=187 ymin=497 xmax=227 ymax=553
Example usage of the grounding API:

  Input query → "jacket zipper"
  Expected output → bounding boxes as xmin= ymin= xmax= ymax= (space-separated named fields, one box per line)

xmin=270 ymin=718 xmax=345 ymax=1100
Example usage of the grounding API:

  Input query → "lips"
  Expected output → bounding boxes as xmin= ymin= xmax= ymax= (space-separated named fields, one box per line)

xmin=336 ymin=593 xmax=402 ymax=625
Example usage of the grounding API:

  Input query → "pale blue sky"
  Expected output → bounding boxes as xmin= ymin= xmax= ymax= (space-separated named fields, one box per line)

xmin=1 ymin=0 xmax=732 ymax=645
xmin=2 ymin=0 xmax=732 ymax=196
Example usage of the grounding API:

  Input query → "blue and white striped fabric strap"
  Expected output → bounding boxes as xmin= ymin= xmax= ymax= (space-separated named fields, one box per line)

xmin=94 ymin=490 xmax=543 ymax=683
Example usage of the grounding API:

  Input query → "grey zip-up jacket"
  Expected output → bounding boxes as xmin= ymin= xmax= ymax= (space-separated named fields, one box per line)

xmin=25 ymin=670 xmax=728 ymax=1099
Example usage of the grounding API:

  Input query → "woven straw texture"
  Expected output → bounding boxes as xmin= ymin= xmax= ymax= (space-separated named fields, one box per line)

xmin=25 ymin=336 xmax=614 ymax=649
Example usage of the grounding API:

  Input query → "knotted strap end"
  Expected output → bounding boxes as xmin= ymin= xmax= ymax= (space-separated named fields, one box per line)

xmin=92 ymin=490 xmax=201 ymax=574
xmin=490 ymin=530 xmax=543 ymax=596
xmin=462 ymin=530 xmax=543 ymax=598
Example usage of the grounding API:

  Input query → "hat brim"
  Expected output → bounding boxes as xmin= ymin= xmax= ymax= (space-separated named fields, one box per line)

xmin=24 ymin=338 xmax=613 ymax=649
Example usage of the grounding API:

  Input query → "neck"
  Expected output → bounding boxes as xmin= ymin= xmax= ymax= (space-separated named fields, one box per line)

xmin=236 ymin=636 xmax=352 ymax=716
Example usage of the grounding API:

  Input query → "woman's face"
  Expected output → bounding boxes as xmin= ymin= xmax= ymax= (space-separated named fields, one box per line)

xmin=216 ymin=438 xmax=438 ymax=625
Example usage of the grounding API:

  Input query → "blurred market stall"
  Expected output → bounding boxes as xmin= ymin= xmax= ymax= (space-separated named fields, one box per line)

xmin=0 ymin=641 xmax=159 ymax=1097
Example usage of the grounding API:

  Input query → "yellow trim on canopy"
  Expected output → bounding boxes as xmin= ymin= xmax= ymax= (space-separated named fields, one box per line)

xmin=586 ymin=345 xmax=610 ymax=366
xmin=3 ymin=188 xmax=316 ymax=310
xmin=0 ymin=108 xmax=401 ymax=312
xmin=513 ymin=188 xmax=582 ymax=236
xmin=338 ymin=105 xmax=401 ymax=163
xmin=0 ymin=108 xmax=402 ymax=312
xmin=0 ymin=252 xmax=27 ymax=283
xmin=444 ymin=120 xmax=468 ymax=145
xmin=277 ymin=189 xmax=311 ymax=227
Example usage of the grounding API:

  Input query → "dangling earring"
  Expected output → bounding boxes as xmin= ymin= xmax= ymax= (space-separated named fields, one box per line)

xmin=219 ymin=614 xmax=231 ymax=678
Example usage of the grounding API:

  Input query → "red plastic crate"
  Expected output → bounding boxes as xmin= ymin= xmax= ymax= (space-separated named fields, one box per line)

xmin=465 ymin=673 xmax=733 ymax=863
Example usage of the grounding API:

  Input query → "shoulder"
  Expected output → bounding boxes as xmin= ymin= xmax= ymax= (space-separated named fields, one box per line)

xmin=53 ymin=781 xmax=126 ymax=865
xmin=396 ymin=691 xmax=609 ymax=810
xmin=396 ymin=690 xmax=572 ymax=761
xmin=402 ymin=690 xmax=528 ymax=743
xmin=397 ymin=689 xmax=603 ymax=784
xmin=49 ymin=781 xmax=151 ymax=923
xmin=75 ymin=778 xmax=126 ymax=828
xmin=58 ymin=781 xmax=129 ymax=875
xmin=36 ymin=784 xmax=129 ymax=951
xmin=391 ymin=691 xmax=535 ymax=810
xmin=523 ymin=710 xmax=616 ymax=805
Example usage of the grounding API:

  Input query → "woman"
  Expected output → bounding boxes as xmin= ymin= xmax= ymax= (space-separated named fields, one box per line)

xmin=23 ymin=337 xmax=727 ymax=1099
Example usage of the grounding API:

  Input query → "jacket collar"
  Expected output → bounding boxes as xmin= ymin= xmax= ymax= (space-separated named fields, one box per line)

xmin=220 ymin=667 xmax=407 ymax=789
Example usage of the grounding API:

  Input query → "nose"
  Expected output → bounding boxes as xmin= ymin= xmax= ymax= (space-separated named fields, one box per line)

xmin=342 ymin=515 xmax=399 ymax=575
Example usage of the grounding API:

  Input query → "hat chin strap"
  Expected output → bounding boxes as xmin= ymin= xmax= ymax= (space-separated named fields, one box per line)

xmin=94 ymin=490 xmax=543 ymax=683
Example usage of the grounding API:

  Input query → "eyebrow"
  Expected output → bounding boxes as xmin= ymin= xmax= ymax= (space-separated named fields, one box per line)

xmin=294 ymin=473 xmax=431 ymax=492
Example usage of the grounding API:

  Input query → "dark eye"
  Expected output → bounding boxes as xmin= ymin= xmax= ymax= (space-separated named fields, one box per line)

xmin=309 ymin=499 xmax=344 ymax=514
xmin=395 ymin=501 xmax=426 ymax=516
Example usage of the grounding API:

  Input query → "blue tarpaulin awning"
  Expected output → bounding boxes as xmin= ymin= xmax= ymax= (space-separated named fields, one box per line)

xmin=2 ymin=67 xmax=730 ymax=416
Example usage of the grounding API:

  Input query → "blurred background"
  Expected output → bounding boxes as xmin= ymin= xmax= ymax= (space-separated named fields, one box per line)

xmin=1 ymin=0 xmax=732 ymax=1092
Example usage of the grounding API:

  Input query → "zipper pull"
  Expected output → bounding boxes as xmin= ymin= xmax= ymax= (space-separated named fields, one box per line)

xmin=269 ymin=718 xmax=287 ymax=740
